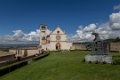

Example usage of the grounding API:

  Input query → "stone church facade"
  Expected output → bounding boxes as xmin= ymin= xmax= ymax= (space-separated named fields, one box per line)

xmin=39 ymin=25 xmax=72 ymax=51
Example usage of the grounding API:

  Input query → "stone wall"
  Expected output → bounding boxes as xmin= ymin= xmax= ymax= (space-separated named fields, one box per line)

xmin=9 ymin=49 xmax=39 ymax=58
xmin=110 ymin=42 xmax=120 ymax=52
xmin=72 ymin=43 xmax=86 ymax=50
xmin=72 ymin=42 xmax=120 ymax=52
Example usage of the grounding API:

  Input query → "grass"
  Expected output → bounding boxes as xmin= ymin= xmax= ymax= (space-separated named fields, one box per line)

xmin=0 ymin=51 xmax=120 ymax=80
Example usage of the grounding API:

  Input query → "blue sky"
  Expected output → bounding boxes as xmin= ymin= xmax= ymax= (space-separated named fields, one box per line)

xmin=0 ymin=0 xmax=120 ymax=35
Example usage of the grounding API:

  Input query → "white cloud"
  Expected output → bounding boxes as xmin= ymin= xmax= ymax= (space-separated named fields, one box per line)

xmin=12 ymin=29 xmax=40 ymax=41
xmin=74 ymin=11 xmax=120 ymax=42
xmin=113 ymin=4 xmax=120 ymax=10
xmin=109 ymin=12 xmax=120 ymax=30
xmin=83 ymin=24 xmax=96 ymax=32
xmin=75 ymin=24 xmax=96 ymax=42
xmin=24 ymin=29 xmax=40 ymax=41
xmin=12 ymin=30 xmax=25 ymax=41
xmin=0 ymin=28 xmax=52 ymax=43
xmin=95 ymin=23 xmax=112 ymax=40
xmin=0 ymin=29 xmax=41 ymax=43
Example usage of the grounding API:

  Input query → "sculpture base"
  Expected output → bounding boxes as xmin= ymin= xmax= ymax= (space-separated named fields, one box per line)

xmin=84 ymin=55 xmax=112 ymax=64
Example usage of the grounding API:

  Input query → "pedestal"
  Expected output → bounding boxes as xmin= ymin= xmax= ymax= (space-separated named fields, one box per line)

xmin=84 ymin=55 xmax=112 ymax=64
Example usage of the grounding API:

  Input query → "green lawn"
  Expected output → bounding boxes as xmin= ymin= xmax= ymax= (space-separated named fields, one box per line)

xmin=0 ymin=51 xmax=120 ymax=80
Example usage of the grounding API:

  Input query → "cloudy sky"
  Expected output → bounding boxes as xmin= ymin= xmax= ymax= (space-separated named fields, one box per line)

xmin=0 ymin=0 xmax=120 ymax=43
xmin=74 ymin=11 xmax=120 ymax=42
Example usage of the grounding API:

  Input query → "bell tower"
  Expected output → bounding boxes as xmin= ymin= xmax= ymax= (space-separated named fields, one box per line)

xmin=39 ymin=24 xmax=48 ymax=49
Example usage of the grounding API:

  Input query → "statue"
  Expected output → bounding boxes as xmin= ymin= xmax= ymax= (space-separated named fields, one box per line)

xmin=84 ymin=32 xmax=112 ymax=64
xmin=91 ymin=33 xmax=109 ymax=55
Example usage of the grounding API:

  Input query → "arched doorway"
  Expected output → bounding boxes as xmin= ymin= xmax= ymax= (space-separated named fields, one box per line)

xmin=56 ymin=43 xmax=61 ymax=50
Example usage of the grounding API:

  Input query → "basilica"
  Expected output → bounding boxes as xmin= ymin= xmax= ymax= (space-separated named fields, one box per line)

xmin=39 ymin=25 xmax=72 ymax=51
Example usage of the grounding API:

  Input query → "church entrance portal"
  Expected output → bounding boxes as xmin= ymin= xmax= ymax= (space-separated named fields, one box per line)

xmin=56 ymin=43 xmax=61 ymax=50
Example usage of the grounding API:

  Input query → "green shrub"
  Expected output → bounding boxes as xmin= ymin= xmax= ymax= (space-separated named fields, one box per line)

xmin=88 ymin=61 xmax=92 ymax=63
xmin=32 ymin=53 xmax=49 ymax=61
xmin=102 ymin=61 xmax=106 ymax=64
xmin=94 ymin=61 xmax=98 ymax=64
xmin=82 ymin=58 xmax=85 ymax=63
xmin=113 ymin=58 xmax=120 ymax=65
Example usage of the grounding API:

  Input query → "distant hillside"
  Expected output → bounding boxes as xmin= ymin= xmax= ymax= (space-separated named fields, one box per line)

xmin=0 ymin=41 xmax=39 ymax=48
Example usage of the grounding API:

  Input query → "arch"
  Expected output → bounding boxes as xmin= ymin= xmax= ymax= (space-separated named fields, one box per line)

xmin=56 ymin=42 xmax=61 ymax=50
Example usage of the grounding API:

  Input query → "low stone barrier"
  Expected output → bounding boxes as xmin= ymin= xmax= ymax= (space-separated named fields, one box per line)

xmin=0 ymin=53 xmax=49 ymax=76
